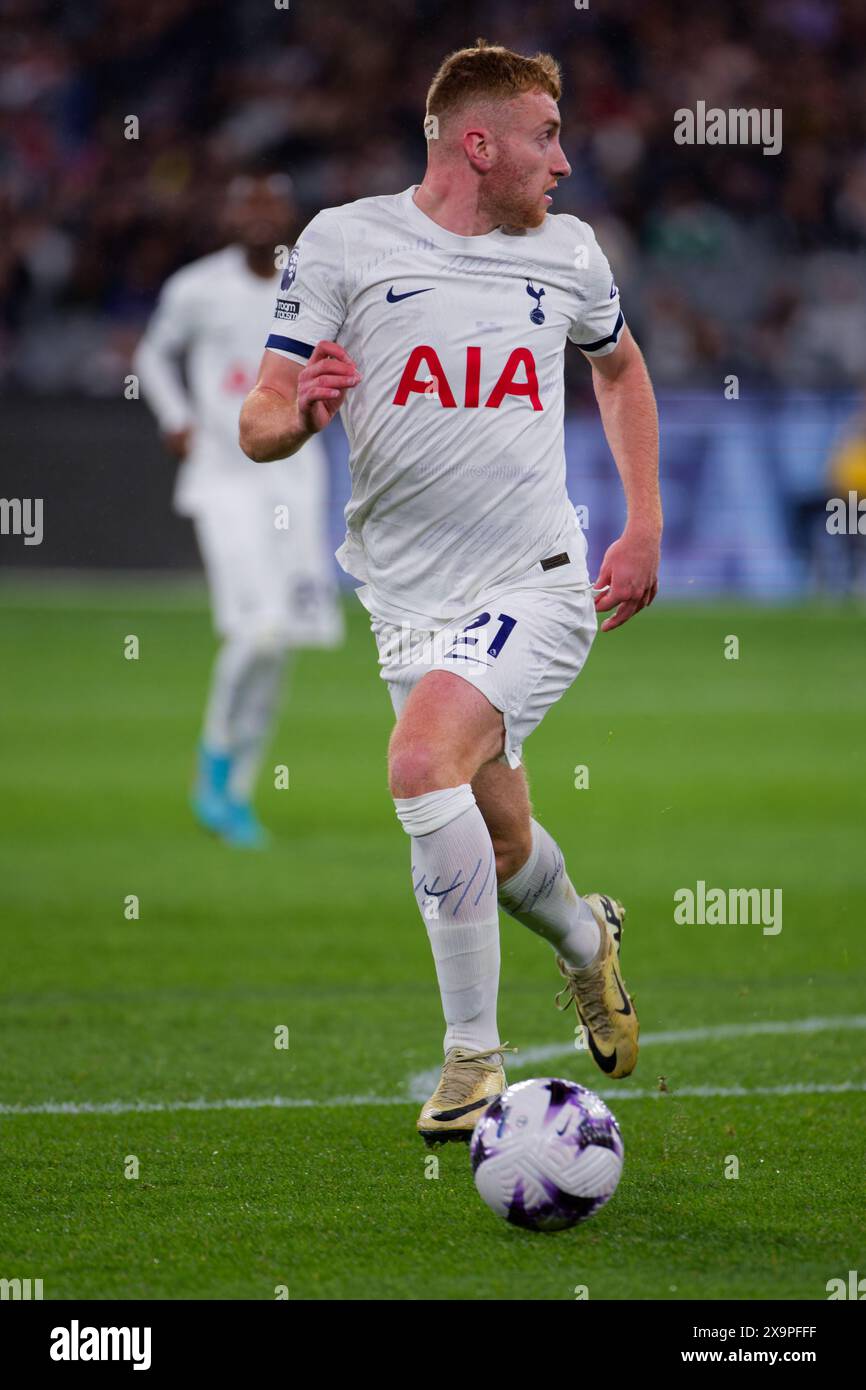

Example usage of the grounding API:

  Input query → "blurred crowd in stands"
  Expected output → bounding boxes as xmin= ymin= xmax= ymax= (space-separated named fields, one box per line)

xmin=1 ymin=0 xmax=865 ymax=397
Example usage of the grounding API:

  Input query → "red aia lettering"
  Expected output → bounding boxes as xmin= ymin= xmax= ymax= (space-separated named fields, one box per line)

xmin=485 ymin=349 xmax=542 ymax=411
xmin=392 ymin=346 xmax=542 ymax=410
xmin=392 ymin=347 xmax=457 ymax=407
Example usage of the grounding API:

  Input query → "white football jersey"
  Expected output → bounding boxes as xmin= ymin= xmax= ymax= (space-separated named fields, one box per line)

xmin=265 ymin=185 xmax=625 ymax=626
xmin=134 ymin=244 xmax=328 ymax=515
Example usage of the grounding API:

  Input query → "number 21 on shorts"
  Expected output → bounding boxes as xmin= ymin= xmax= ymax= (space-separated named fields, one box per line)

xmin=445 ymin=611 xmax=517 ymax=662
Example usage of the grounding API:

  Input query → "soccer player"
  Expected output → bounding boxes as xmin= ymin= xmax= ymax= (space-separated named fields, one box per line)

xmin=134 ymin=172 xmax=343 ymax=848
xmin=240 ymin=43 xmax=661 ymax=1138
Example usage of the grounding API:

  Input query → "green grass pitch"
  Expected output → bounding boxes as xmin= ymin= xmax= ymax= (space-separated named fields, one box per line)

xmin=1 ymin=579 xmax=864 ymax=1300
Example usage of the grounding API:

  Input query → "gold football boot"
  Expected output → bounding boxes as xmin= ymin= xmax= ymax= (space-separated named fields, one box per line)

xmin=554 ymin=893 xmax=639 ymax=1079
xmin=417 ymin=1043 xmax=516 ymax=1145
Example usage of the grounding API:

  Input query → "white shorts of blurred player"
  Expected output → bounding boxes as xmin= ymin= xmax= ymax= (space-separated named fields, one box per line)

xmin=189 ymin=473 xmax=344 ymax=649
xmin=370 ymin=585 xmax=597 ymax=768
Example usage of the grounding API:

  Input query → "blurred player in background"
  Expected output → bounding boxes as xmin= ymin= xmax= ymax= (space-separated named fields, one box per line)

xmin=241 ymin=41 xmax=661 ymax=1138
xmin=134 ymin=172 xmax=343 ymax=848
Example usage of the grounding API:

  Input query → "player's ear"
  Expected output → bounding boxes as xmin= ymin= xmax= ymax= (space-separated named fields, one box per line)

xmin=463 ymin=126 xmax=494 ymax=173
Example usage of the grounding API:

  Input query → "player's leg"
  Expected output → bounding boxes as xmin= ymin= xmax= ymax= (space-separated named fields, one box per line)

xmin=193 ymin=495 xmax=292 ymax=847
xmin=452 ymin=584 xmax=639 ymax=1079
xmin=390 ymin=670 xmax=503 ymax=1058
xmin=389 ymin=670 xmax=510 ymax=1142
xmin=473 ymin=757 xmax=637 ymax=1078
xmin=202 ymin=632 xmax=290 ymax=825
xmin=471 ymin=759 xmax=601 ymax=966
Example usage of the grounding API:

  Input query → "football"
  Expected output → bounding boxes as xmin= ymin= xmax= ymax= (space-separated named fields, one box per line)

xmin=470 ymin=1078 xmax=624 ymax=1231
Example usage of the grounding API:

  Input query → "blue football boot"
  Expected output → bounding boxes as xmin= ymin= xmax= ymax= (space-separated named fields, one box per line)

xmin=192 ymin=744 xmax=232 ymax=835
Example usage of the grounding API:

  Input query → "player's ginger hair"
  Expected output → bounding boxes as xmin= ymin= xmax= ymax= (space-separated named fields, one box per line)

xmin=424 ymin=37 xmax=562 ymax=143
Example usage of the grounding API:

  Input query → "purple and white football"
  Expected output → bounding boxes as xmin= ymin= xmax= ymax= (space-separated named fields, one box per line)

xmin=470 ymin=1077 xmax=624 ymax=1232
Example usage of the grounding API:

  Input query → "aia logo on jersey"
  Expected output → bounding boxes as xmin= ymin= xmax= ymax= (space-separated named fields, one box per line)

xmin=393 ymin=346 xmax=543 ymax=411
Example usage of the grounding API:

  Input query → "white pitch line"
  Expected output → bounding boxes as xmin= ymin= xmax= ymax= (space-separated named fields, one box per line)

xmin=1 ymin=1081 xmax=865 ymax=1118
xmin=595 ymin=1081 xmax=866 ymax=1101
xmin=0 ymin=1093 xmax=406 ymax=1117
xmin=2 ymin=1016 xmax=865 ymax=1118
xmin=406 ymin=1014 xmax=866 ymax=1101
xmin=514 ymin=1013 xmax=866 ymax=1068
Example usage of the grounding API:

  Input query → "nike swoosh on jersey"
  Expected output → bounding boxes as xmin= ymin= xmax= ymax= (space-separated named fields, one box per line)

xmin=386 ymin=286 xmax=434 ymax=302
xmin=430 ymin=1097 xmax=496 ymax=1122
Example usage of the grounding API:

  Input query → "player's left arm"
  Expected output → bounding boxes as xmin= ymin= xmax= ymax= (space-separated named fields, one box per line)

xmin=585 ymin=326 xmax=662 ymax=632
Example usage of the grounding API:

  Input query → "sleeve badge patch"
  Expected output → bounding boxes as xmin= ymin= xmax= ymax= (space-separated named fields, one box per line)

xmin=280 ymin=246 xmax=300 ymax=291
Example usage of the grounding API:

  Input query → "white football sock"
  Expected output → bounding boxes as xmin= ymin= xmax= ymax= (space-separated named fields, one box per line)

xmin=498 ymin=819 xmax=601 ymax=968
xmin=394 ymin=783 xmax=500 ymax=1056
xmin=202 ymin=635 xmax=291 ymax=801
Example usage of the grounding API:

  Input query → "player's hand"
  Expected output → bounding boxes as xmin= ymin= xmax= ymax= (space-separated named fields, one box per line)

xmin=297 ymin=341 xmax=362 ymax=434
xmin=163 ymin=427 xmax=192 ymax=460
xmin=592 ymin=525 xmax=660 ymax=632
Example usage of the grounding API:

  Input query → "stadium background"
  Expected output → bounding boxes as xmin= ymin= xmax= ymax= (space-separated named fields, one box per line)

xmin=2 ymin=0 xmax=866 ymax=593
xmin=1 ymin=0 xmax=866 ymax=1307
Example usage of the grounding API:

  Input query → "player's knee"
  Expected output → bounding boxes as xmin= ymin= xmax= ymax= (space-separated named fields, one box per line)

xmin=388 ymin=740 xmax=454 ymax=798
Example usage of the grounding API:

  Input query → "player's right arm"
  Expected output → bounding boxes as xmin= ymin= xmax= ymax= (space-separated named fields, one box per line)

xmin=239 ymin=340 xmax=361 ymax=463
xmin=241 ymin=206 xmax=356 ymax=462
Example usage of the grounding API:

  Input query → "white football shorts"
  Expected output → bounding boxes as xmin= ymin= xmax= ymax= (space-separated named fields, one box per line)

xmin=191 ymin=471 xmax=343 ymax=647
xmin=369 ymin=583 xmax=598 ymax=767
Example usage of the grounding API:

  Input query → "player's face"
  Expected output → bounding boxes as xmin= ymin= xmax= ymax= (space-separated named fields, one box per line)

xmin=225 ymin=181 xmax=295 ymax=253
xmin=481 ymin=91 xmax=571 ymax=229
